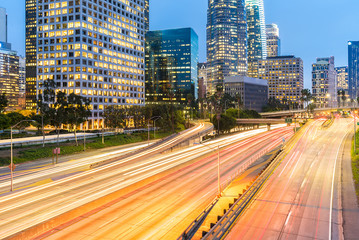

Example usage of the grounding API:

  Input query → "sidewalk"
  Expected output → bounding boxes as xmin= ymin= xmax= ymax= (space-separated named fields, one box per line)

xmin=0 ymin=139 xmax=157 ymax=192
xmin=341 ymin=132 xmax=359 ymax=240
xmin=0 ymin=132 xmax=103 ymax=148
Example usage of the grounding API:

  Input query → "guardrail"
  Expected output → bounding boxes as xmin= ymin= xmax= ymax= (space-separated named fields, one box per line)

xmin=201 ymin=149 xmax=283 ymax=240
xmin=177 ymin=135 xmax=287 ymax=240
xmin=200 ymin=122 xmax=308 ymax=240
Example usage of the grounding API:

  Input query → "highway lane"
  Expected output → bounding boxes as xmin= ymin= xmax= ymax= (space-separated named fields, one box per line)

xmin=0 ymin=124 xmax=290 ymax=239
xmin=225 ymin=117 xmax=351 ymax=240
xmin=36 ymin=126 xmax=294 ymax=240
xmin=0 ymin=122 xmax=212 ymax=193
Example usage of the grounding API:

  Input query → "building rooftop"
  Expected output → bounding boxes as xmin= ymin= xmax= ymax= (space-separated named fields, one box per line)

xmin=224 ymin=76 xmax=268 ymax=86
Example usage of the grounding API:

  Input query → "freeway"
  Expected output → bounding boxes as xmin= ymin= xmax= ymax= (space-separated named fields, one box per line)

xmin=32 ymin=125 xmax=293 ymax=240
xmin=0 ymin=124 xmax=291 ymax=239
xmin=0 ymin=122 xmax=212 ymax=193
xmin=224 ymin=117 xmax=352 ymax=239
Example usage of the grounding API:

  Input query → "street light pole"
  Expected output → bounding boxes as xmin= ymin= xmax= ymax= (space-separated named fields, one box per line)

xmin=10 ymin=126 xmax=13 ymax=192
xmin=153 ymin=116 xmax=162 ymax=139
xmin=355 ymin=112 xmax=357 ymax=153
xmin=148 ymin=116 xmax=161 ymax=145
xmin=196 ymin=142 xmax=221 ymax=197
xmin=10 ymin=120 xmax=35 ymax=192
xmin=217 ymin=145 xmax=220 ymax=195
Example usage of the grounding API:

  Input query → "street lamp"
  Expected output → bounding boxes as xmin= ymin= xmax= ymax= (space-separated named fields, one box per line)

xmin=148 ymin=116 xmax=161 ymax=146
xmin=153 ymin=116 xmax=162 ymax=139
xmin=10 ymin=120 xmax=35 ymax=192
xmin=195 ymin=141 xmax=221 ymax=197
xmin=326 ymin=93 xmax=331 ymax=108
xmin=224 ymin=99 xmax=231 ymax=112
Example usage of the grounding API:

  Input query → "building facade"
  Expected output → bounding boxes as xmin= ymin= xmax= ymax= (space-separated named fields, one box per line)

xmin=349 ymin=41 xmax=359 ymax=99
xmin=255 ymin=56 xmax=303 ymax=104
xmin=33 ymin=0 xmax=146 ymax=129
xmin=145 ymin=28 xmax=198 ymax=105
xmin=25 ymin=0 xmax=37 ymax=110
xmin=0 ymin=8 xmax=7 ymax=43
xmin=224 ymin=76 xmax=268 ymax=112
xmin=0 ymin=43 xmax=20 ymax=111
xmin=312 ymin=57 xmax=337 ymax=108
xmin=198 ymin=62 xmax=207 ymax=100
xmin=266 ymin=23 xmax=280 ymax=58
xmin=207 ymin=0 xmax=247 ymax=95
xmin=246 ymin=0 xmax=267 ymax=61
xmin=336 ymin=66 xmax=348 ymax=94
xmin=144 ymin=0 xmax=149 ymax=32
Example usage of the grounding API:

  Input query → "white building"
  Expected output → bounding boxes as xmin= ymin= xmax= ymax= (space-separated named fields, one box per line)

xmin=34 ymin=0 xmax=146 ymax=129
xmin=0 ymin=8 xmax=7 ymax=43
xmin=312 ymin=57 xmax=337 ymax=108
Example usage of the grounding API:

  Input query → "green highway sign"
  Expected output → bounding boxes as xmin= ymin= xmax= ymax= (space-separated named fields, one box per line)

xmin=285 ymin=118 xmax=293 ymax=123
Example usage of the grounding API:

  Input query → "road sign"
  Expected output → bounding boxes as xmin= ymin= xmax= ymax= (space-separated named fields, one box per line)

xmin=8 ymin=163 xmax=16 ymax=171
xmin=285 ymin=118 xmax=293 ymax=123
xmin=357 ymin=122 xmax=359 ymax=126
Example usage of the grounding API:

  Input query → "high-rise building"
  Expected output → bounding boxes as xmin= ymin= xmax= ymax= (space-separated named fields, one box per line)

xmin=144 ymin=0 xmax=149 ymax=32
xmin=207 ymin=0 xmax=247 ymax=95
xmin=348 ymin=41 xmax=359 ymax=99
xmin=32 ymin=0 xmax=146 ymax=129
xmin=25 ymin=0 xmax=37 ymax=110
xmin=198 ymin=63 xmax=208 ymax=100
xmin=0 ymin=43 xmax=20 ymax=111
xmin=312 ymin=57 xmax=337 ymax=108
xmin=18 ymin=57 xmax=26 ymax=109
xmin=145 ymin=28 xmax=198 ymax=104
xmin=255 ymin=56 xmax=303 ymax=104
xmin=246 ymin=0 xmax=267 ymax=61
xmin=336 ymin=66 xmax=349 ymax=95
xmin=224 ymin=76 xmax=268 ymax=112
xmin=266 ymin=24 xmax=280 ymax=57
xmin=0 ymin=8 xmax=7 ymax=43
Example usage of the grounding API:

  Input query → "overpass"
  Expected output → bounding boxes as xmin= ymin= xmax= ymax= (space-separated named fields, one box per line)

xmin=236 ymin=119 xmax=299 ymax=131
xmin=260 ymin=107 xmax=356 ymax=118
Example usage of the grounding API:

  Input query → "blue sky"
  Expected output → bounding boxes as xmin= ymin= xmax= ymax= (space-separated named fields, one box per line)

xmin=2 ymin=0 xmax=359 ymax=88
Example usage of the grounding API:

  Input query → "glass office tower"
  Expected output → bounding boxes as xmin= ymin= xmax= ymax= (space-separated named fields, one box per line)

xmin=145 ymin=28 xmax=198 ymax=104
xmin=246 ymin=0 xmax=267 ymax=61
xmin=25 ymin=0 xmax=37 ymax=110
xmin=349 ymin=41 xmax=359 ymax=99
xmin=266 ymin=23 xmax=280 ymax=57
xmin=206 ymin=0 xmax=247 ymax=95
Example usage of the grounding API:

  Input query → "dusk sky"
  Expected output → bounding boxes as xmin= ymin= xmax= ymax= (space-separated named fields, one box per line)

xmin=1 ymin=0 xmax=359 ymax=88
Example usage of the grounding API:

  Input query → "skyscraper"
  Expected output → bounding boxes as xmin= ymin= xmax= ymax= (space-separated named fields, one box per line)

xmin=256 ymin=56 xmax=304 ymax=105
xmin=336 ymin=66 xmax=349 ymax=96
xmin=206 ymin=0 xmax=247 ymax=95
xmin=25 ymin=0 xmax=37 ymax=110
xmin=246 ymin=0 xmax=267 ymax=61
xmin=145 ymin=0 xmax=149 ymax=32
xmin=312 ymin=57 xmax=337 ymax=108
xmin=0 ymin=8 xmax=7 ymax=43
xmin=0 ymin=43 xmax=20 ymax=111
xmin=30 ymin=0 xmax=146 ymax=129
xmin=266 ymin=24 xmax=280 ymax=57
xmin=145 ymin=28 xmax=198 ymax=104
xmin=348 ymin=41 xmax=359 ymax=99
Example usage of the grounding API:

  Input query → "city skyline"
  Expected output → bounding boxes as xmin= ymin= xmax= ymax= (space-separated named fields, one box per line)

xmin=1 ymin=0 xmax=359 ymax=89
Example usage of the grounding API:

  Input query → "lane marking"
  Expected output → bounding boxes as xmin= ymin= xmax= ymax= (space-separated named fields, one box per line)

xmin=328 ymin=131 xmax=349 ymax=240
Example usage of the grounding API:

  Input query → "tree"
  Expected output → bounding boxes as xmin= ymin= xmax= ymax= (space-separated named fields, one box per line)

xmin=6 ymin=112 xmax=28 ymax=132
xmin=0 ymin=93 xmax=8 ymax=113
xmin=0 ymin=114 xmax=10 ymax=131
xmin=67 ymin=93 xmax=91 ymax=145
xmin=300 ymin=89 xmax=312 ymax=109
xmin=212 ymin=114 xmax=236 ymax=134
xmin=103 ymin=105 xmax=127 ymax=131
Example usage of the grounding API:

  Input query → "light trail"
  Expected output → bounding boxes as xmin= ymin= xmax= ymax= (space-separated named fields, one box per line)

xmin=0 ymin=124 xmax=291 ymax=239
